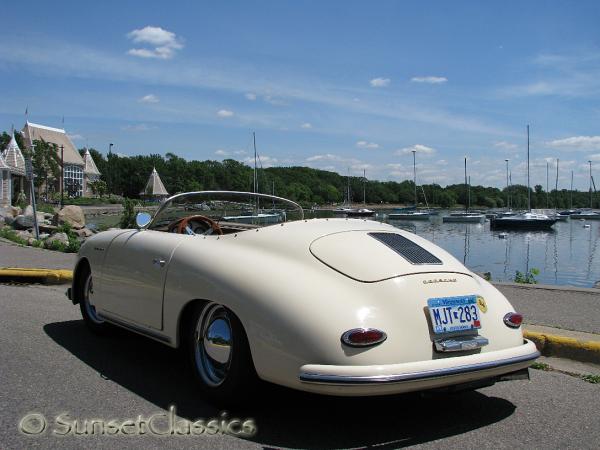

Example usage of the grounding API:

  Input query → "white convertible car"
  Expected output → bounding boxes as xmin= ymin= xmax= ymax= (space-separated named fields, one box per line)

xmin=67 ymin=191 xmax=539 ymax=401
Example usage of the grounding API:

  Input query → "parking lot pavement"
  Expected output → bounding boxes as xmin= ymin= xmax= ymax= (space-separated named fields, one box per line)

xmin=0 ymin=240 xmax=76 ymax=270
xmin=1 ymin=283 xmax=599 ymax=450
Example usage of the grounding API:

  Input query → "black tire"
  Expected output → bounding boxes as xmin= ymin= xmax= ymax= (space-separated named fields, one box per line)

xmin=78 ymin=267 xmax=109 ymax=335
xmin=187 ymin=302 xmax=258 ymax=404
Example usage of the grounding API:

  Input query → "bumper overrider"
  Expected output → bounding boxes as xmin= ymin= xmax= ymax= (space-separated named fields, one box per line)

xmin=298 ymin=340 xmax=539 ymax=395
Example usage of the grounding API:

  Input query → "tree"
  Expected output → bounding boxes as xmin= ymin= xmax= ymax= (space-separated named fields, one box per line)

xmin=31 ymin=139 xmax=61 ymax=200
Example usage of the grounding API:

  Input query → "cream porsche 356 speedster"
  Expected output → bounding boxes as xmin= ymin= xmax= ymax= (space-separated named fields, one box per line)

xmin=67 ymin=191 xmax=539 ymax=401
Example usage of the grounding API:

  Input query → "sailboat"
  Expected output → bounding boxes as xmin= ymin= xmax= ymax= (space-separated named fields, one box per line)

xmin=388 ymin=150 xmax=432 ymax=220
xmin=490 ymin=126 xmax=557 ymax=230
xmin=222 ymin=132 xmax=284 ymax=224
xmin=335 ymin=169 xmax=375 ymax=217
xmin=442 ymin=158 xmax=485 ymax=223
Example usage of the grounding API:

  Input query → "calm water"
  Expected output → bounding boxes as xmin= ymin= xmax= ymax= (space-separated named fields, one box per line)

xmin=379 ymin=213 xmax=599 ymax=288
xmin=89 ymin=210 xmax=600 ymax=287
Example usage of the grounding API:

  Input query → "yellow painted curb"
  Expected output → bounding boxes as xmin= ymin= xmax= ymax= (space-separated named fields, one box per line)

xmin=524 ymin=330 xmax=600 ymax=364
xmin=0 ymin=268 xmax=73 ymax=284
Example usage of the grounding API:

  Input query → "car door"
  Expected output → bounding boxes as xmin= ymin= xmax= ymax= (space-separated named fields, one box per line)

xmin=98 ymin=230 xmax=183 ymax=330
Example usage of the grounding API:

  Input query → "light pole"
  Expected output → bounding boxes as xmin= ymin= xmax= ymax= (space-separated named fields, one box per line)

xmin=60 ymin=145 xmax=64 ymax=208
xmin=505 ymin=159 xmax=510 ymax=210
xmin=590 ymin=160 xmax=593 ymax=209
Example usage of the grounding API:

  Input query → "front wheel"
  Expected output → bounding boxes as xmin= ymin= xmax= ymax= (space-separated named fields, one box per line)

xmin=79 ymin=269 xmax=108 ymax=334
xmin=188 ymin=302 xmax=258 ymax=404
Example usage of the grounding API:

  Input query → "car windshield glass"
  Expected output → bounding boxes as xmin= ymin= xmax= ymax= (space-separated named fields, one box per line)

xmin=148 ymin=191 xmax=304 ymax=231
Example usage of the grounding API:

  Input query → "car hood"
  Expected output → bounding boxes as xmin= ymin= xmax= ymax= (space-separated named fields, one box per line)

xmin=309 ymin=230 xmax=471 ymax=282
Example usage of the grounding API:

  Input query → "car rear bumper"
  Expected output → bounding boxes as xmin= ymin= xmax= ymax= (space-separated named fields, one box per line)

xmin=298 ymin=339 xmax=539 ymax=396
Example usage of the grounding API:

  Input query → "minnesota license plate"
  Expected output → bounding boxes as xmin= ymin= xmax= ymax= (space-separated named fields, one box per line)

xmin=427 ymin=295 xmax=481 ymax=334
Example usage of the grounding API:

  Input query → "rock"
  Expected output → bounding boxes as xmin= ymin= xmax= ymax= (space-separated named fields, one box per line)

xmin=16 ymin=230 xmax=32 ymax=240
xmin=23 ymin=205 xmax=34 ymax=216
xmin=27 ymin=237 xmax=40 ymax=246
xmin=3 ymin=215 xmax=14 ymax=226
xmin=38 ymin=224 xmax=58 ymax=233
xmin=45 ymin=232 xmax=69 ymax=247
xmin=13 ymin=213 xmax=46 ymax=230
xmin=55 ymin=205 xmax=85 ymax=229
xmin=75 ymin=228 xmax=93 ymax=238
xmin=39 ymin=233 xmax=50 ymax=240
xmin=0 ymin=206 xmax=14 ymax=219
xmin=43 ymin=212 xmax=54 ymax=220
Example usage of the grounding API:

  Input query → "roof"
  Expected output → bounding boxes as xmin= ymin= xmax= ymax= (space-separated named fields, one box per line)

xmin=0 ymin=152 xmax=9 ymax=170
xmin=21 ymin=121 xmax=84 ymax=167
xmin=83 ymin=149 xmax=101 ymax=175
xmin=141 ymin=167 xmax=169 ymax=197
xmin=2 ymin=133 xmax=26 ymax=175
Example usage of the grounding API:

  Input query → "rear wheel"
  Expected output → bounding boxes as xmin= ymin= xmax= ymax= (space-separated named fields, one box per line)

xmin=188 ymin=302 xmax=258 ymax=404
xmin=79 ymin=269 xmax=108 ymax=334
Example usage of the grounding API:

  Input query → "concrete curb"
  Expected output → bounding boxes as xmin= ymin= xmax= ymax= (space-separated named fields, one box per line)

xmin=0 ymin=268 xmax=73 ymax=285
xmin=524 ymin=331 xmax=600 ymax=365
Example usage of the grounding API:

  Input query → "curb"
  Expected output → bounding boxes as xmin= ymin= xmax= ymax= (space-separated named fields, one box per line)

xmin=524 ymin=331 xmax=600 ymax=365
xmin=0 ymin=268 xmax=73 ymax=285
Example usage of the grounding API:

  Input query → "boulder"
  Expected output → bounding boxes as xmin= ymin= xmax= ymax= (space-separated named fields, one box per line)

xmin=16 ymin=230 xmax=32 ymax=240
xmin=0 ymin=206 xmax=15 ymax=219
xmin=23 ymin=205 xmax=34 ymax=216
xmin=55 ymin=205 xmax=85 ymax=229
xmin=39 ymin=233 xmax=50 ymax=240
xmin=75 ymin=228 xmax=94 ymax=238
xmin=3 ymin=215 xmax=14 ymax=226
xmin=45 ymin=232 xmax=69 ymax=248
xmin=13 ymin=213 xmax=46 ymax=230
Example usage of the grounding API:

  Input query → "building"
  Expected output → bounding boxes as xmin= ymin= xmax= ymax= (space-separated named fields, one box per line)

xmin=21 ymin=121 xmax=100 ymax=198
xmin=140 ymin=167 xmax=169 ymax=201
xmin=0 ymin=132 xmax=26 ymax=207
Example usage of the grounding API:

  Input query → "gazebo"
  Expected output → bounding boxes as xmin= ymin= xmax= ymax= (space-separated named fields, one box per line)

xmin=0 ymin=151 xmax=11 ymax=207
xmin=140 ymin=167 xmax=169 ymax=202
xmin=1 ymin=133 xmax=26 ymax=206
xmin=83 ymin=148 xmax=101 ymax=196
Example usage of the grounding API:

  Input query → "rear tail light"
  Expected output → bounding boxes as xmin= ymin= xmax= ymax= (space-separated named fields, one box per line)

xmin=503 ymin=312 xmax=523 ymax=328
xmin=341 ymin=328 xmax=387 ymax=347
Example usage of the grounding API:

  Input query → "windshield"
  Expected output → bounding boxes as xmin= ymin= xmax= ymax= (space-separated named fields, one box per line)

xmin=147 ymin=191 xmax=304 ymax=231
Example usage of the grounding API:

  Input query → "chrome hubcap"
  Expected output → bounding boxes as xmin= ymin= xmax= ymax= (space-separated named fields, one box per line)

xmin=195 ymin=303 xmax=233 ymax=387
xmin=83 ymin=274 xmax=104 ymax=324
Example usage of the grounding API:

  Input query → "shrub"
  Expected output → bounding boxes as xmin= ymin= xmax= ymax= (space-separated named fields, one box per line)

xmin=514 ymin=268 xmax=540 ymax=284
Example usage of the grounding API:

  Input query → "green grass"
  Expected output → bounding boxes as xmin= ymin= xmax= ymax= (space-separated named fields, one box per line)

xmin=530 ymin=362 xmax=551 ymax=371
xmin=581 ymin=374 xmax=600 ymax=384
xmin=0 ymin=227 xmax=27 ymax=246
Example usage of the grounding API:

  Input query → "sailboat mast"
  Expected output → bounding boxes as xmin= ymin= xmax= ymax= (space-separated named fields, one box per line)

xmin=363 ymin=169 xmax=366 ymax=206
xmin=412 ymin=150 xmax=417 ymax=208
xmin=527 ymin=125 xmax=531 ymax=211
xmin=590 ymin=160 xmax=593 ymax=209
xmin=253 ymin=132 xmax=257 ymax=194
xmin=464 ymin=156 xmax=468 ymax=213
xmin=546 ymin=161 xmax=549 ymax=208
xmin=570 ymin=170 xmax=574 ymax=209
xmin=555 ymin=158 xmax=559 ymax=210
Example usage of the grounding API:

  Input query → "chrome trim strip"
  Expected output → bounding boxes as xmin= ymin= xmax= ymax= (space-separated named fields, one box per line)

xmin=101 ymin=313 xmax=171 ymax=344
xmin=299 ymin=350 xmax=540 ymax=384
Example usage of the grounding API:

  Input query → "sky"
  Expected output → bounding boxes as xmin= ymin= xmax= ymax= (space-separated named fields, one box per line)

xmin=1 ymin=0 xmax=600 ymax=190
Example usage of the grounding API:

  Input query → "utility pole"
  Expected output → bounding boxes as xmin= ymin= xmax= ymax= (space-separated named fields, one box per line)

xmin=505 ymin=159 xmax=510 ymax=210
xmin=546 ymin=161 xmax=549 ymax=209
xmin=363 ymin=169 xmax=366 ymax=206
xmin=527 ymin=125 xmax=531 ymax=211
xmin=570 ymin=170 xmax=574 ymax=209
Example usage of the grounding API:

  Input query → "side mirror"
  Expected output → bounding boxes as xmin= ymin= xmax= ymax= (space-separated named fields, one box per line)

xmin=135 ymin=212 xmax=152 ymax=229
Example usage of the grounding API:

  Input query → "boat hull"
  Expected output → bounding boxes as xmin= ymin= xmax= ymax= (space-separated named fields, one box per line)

xmin=490 ymin=217 xmax=557 ymax=230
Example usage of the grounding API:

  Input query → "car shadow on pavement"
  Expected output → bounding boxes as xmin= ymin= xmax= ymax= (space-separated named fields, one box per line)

xmin=45 ymin=319 xmax=516 ymax=449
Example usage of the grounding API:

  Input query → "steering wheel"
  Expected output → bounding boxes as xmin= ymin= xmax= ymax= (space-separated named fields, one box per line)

xmin=168 ymin=215 xmax=223 ymax=236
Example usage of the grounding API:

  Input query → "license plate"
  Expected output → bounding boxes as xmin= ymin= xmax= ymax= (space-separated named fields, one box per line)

xmin=427 ymin=295 xmax=481 ymax=334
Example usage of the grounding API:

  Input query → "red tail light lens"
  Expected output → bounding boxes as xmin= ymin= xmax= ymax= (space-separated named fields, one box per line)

xmin=341 ymin=328 xmax=387 ymax=347
xmin=503 ymin=312 xmax=523 ymax=328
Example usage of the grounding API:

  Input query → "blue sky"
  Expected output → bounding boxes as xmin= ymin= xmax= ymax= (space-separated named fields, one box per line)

xmin=1 ymin=0 xmax=599 ymax=189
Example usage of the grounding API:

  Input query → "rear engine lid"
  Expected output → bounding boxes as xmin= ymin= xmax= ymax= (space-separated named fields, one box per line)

xmin=309 ymin=230 xmax=471 ymax=282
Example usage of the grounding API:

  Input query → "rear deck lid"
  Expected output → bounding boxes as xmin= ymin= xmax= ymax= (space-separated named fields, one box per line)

xmin=309 ymin=230 xmax=470 ymax=282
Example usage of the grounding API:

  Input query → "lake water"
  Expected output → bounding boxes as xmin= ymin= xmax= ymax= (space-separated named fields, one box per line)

xmin=89 ymin=210 xmax=600 ymax=288
xmin=378 ymin=213 xmax=599 ymax=288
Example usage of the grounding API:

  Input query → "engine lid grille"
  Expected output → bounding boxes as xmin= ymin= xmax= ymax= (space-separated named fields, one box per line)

xmin=368 ymin=232 xmax=442 ymax=265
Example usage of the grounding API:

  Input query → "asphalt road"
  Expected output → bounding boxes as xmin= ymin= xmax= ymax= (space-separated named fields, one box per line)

xmin=1 ymin=283 xmax=599 ymax=449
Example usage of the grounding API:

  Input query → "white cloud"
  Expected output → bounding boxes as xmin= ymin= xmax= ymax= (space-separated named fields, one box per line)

xmin=301 ymin=122 xmax=312 ymax=129
xmin=127 ymin=26 xmax=183 ymax=59
xmin=493 ymin=141 xmax=518 ymax=150
xmin=67 ymin=133 xmax=84 ymax=141
xmin=122 ymin=123 xmax=155 ymax=132
xmin=356 ymin=140 xmax=379 ymax=149
xmin=370 ymin=77 xmax=390 ymax=87
xmin=244 ymin=155 xmax=278 ymax=168
xmin=216 ymin=109 xmax=234 ymax=118
xmin=546 ymin=136 xmax=600 ymax=151
xmin=306 ymin=154 xmax=339 ymax=162
xmin=139 ymin=94 xmax=159 ymax=103
xmin=234 ymin=149 xmax=247 ymax=155
xmin=395 ymin=144 xmax=436 ymax=156
xmin=245 ymin=93 xmax=257 ymax=100
xmin=589 ymin=154 xmax=600 ymax=161
xmin=215 ymin=149 xmax=228 ymax=156
xmin=411 ymin=76 xmax=448 ymax=84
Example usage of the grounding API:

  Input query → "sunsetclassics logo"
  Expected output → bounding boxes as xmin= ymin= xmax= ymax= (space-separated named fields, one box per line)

xmin=422 ymin=278 xmax=457 ymax=284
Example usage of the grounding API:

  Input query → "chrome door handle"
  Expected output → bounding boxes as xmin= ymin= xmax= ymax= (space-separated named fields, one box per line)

xmin=153 ymin=258 xmax=166 ymax=267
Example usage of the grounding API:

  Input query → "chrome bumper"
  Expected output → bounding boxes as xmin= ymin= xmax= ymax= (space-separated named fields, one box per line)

xmin=299 ymin=347 xmax=540 ymax=385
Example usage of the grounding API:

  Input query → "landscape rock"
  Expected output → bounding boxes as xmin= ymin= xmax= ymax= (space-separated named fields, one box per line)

xmin=39 ymin=233 xmax=50 ymax=240
xmin=13 ymin=213 xmax=46 ymax=230
xmin=27 ymin=237 xmax=40 ymax=246
xmin=23 ymin=205 xmax=34 ymax=216
xmin=55 ymin=205 xmax=85 ymax=229
xmin=3 ymin=215 xmax=14 ymax=226
xmin=0 ymin=206 xmax=15 ymax=219
xmin=75 ymin=228 xmax=94 ymax=238
xmin=16 ymin=230 xmax=32 ymax=240
xmin=45 ymin=232 xmax=69 ymax=247
xmin=38 ymin=224 xmax=58 ymax=234
xmin=43 ymin=212 xmax=54 ymax=220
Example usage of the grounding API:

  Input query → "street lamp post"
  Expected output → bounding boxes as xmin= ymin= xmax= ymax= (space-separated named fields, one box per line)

xmin=108 ymin=143 xmax=113 ymax=197
xmin=60 ymin=145 xmax=64 ymax=208
xmin=412 ymin=150 xmax=417 ymax=208
xmin=590 ymin=160 xmax=593 ymax=209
